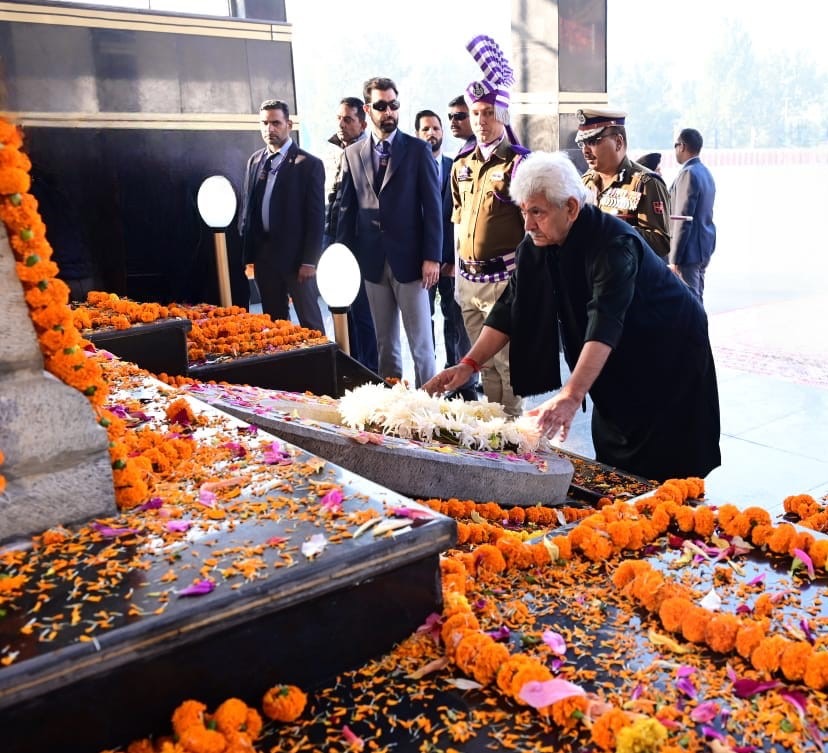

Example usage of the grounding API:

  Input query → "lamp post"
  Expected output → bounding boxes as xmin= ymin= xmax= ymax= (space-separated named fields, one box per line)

xmin=316 ymin=243 xmax=361 ymax=355
xmin=197 ymin=176 xmax=237 ymax=308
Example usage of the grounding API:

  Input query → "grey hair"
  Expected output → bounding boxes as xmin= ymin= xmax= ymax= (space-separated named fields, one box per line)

xmin=510 ymin=151 xmax=589 ymax=208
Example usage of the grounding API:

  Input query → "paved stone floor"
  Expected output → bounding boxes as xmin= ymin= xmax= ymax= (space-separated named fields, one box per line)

xmin=532 ymin=293 xmax=828 ymax=518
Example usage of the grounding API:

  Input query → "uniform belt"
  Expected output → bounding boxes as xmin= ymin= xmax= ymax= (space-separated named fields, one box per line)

xmin=459 ymin=256 xmax=508 ymax=275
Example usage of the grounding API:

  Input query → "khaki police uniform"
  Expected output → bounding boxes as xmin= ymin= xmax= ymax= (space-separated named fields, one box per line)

xmin=451 ymin=138 xmax=527 ymax=416
xmin=582 ymin=156 xmax=671 ymax=258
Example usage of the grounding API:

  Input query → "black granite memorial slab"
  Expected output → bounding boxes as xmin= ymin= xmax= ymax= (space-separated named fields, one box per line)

xmin=189 ymin=342 xmax=384 ymax=398
xmin=86 ymin=318 xmax=192 ymax=377
xmin=0 ymin=412 xmax=456 ymax=753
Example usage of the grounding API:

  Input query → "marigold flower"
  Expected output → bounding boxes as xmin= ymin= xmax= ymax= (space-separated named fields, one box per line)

xmin=751 ymin=634 xmax=789 ymax=674
xmin=766 ymin=523 xmax=797 ymax=554
xmin=472 ymin=543 xmax=506 ymax=578
xmin=607 ymin=520 xmax=632 ymax=549
xmin=509 ymin=661 xmax=553 ymax=702
xmin=172 ymin=700 xmax=207 ymax=737
xmin=779 ymin=640 xmax=812 ymax=682
xmin=751 ymin=524 xmax=774 ymax=547
xmin=681 ymin=606 xmax=712 ymax=644
xmin=470 ymin=641 xmax=510 ymax=686
xmin=495 ymin=654 xmax=535 ymax=697
xmin=590 ymin=707 xmax=632 ymax=751
xmin=126 ymin=740 xmax=155 ymax=753
xmin=615 ymin=717 xmax=668 ymax=753
xmin=783 ymin=494 xmax=819 ymax=518
xmin=808 ymin=539 xmax=828 ymax=569
xmin=803 ymin=648 xmax=828 ymax=690
xmin=178 ymin=725 xmax=227 ymax=753
xmin=659 ymin=596 xmax=694 ymax=634
xmin=551 ymin=534 xmax=572 ymax=560
xmin=441 ymin=612 xmax=480 ymax=652
xmin=212 ymin=698 xmax=250 ymax=736
xmin=579 ymin=532 xmax=614 ymax=562
xmin=496 ymin=535 xmax=534 ymax=569
xmin=692 ymin=506 xmax=716 ymax=537
xmin=262 ymin=684 xmax=307 ymax=722
xmin=704 ymin=613 xmax=740 ymax=653
xmin=611 ymin=559 xmax=650 ymax=589
xmin=548 ymin=693 xmax=588 ymax=729
xmin=454 ymin=630 xmax=490 ymax=676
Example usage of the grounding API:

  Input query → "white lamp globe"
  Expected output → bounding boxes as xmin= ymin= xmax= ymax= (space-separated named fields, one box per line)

xmin=316 ymin=243 xmax=361 ymax=310
xmin=197 ymin=176 xmax=237 ymax=228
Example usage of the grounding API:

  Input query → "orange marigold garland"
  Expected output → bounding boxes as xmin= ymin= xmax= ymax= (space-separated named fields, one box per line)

xmin=0 ymin=117 xmax=156 ymax=510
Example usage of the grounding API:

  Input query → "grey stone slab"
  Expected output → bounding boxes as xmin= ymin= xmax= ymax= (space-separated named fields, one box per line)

xmin=0 ymin=227 xmax=117 ymax=541
xmin=192 ymin=395 xmax=574 ymax=507
xmin=0 ymin=453 xmax=116 ymax=541
xmin=0 ymin=227 xmax=43 ymax=373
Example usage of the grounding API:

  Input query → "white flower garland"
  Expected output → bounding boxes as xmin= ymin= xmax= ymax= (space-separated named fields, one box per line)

xmin=338 ymin=383 xmax=549 ymax=454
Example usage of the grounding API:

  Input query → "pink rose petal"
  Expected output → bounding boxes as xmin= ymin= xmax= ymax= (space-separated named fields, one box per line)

xmin=541 ymin=629 xmax=567 ymax=655
xmin=178 ymin=579 xmax=215 ymax=597
xmin=518 ymin=678 xmax=585 ymax=709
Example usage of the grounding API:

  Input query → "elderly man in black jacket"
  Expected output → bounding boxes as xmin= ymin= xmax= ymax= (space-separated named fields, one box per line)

xmin=425 ymin=151 xmax=720 ymax=482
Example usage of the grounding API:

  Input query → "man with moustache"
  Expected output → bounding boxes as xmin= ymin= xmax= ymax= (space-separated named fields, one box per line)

xmin=238 ymin=99 xmax=325 ymax=331
xmin=336 ymin=77 xmax=442 ymax=387
xmin=323 ymin=96 xmax=377 ymax=373
xmin=578 ymin=108 xmax=671 ymax=259
xmin=415 ymin=109 xmax=474 ymax=398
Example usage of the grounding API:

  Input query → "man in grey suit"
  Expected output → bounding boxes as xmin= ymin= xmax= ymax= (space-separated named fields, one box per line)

xmin=670 ymin=128 xmax=717 ymax=301
xmin=336 ymin=77 xmax=442 ymax=387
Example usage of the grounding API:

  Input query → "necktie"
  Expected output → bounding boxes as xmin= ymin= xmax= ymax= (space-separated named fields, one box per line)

xmin=260 ymin=152 xmax=282 ymax=233
xmin=374 ymin=140 xmax=390 ymax=193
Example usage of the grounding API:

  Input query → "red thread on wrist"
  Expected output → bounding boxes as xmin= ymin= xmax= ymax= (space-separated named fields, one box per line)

xmin=460 ymin=356 xmax=481 ymax=373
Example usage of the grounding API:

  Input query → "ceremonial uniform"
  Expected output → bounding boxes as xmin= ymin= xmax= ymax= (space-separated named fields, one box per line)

xmin=449 ymin=32 xmax=526 ymax=415
xmin=451 ymin=138 xmax=527 ymax=416
xmin=582 ymin=156 xmax=671 ymax=258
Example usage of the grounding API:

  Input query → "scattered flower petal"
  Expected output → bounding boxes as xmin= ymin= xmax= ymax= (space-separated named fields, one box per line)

xmin=301 ymin=533 xmax=328 ymax=559
xmin=791 ymin=548 xmax=815 ymax=579
xmin=518 ymin=678 xmax=585 ymax=709
xmin=700 ymin=587 xmax=722 ymax=611
xmin=732 ymin=678 xmax=782 ymax=698
xmin=177 ymin=579 xmax=215 ymax=597
xmin=541 ymin=629 xmax=567 ymax=655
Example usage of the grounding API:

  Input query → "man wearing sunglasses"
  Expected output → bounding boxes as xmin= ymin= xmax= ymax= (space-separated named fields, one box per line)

xmin=447 ymin=95 xmax=476 ymax=160
xmin=336 ymin=77 xmax=442 ymax=387
xmin=578 ymin=108 xmax=671 ymax=259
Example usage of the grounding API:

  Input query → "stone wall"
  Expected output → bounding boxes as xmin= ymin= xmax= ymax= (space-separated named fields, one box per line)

xmin=0 ymin=224 xmax=116 ymax=542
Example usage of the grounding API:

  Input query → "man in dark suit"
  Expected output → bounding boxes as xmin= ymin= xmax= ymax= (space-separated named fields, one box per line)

xmin=415 ymin=109 xmax=475 ymax=399
xmin=336 ymin=78 xmax=442 ymax=387
xmin=238 ymin=99 xmax=325 ymax=331
xmin=670 ymin=128 xmax=717 ymax=302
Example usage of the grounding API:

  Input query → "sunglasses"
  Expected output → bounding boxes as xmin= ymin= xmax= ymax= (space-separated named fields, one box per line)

xmin=575 ymin=134 xmax=610 ymax=149
xmin=371 ymin=100 xmax=401 ymax=112
xmin=447 ymin=112 xmax=469 ymax=122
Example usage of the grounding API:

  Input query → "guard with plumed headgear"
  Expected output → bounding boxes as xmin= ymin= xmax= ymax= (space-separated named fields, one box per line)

xmin=451 ymin=34 xmax=530 ymax=417
xmin=577 ymin=107 xmax=672 ymax=259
